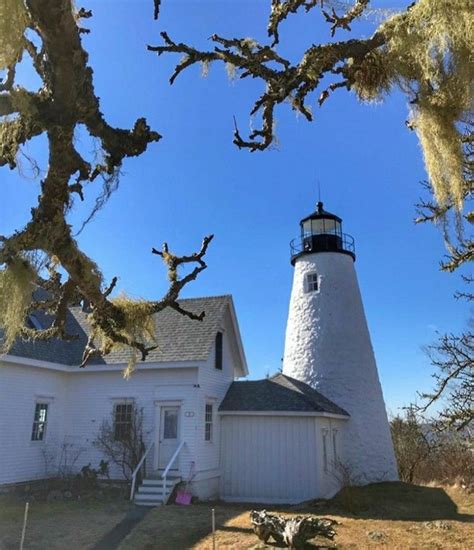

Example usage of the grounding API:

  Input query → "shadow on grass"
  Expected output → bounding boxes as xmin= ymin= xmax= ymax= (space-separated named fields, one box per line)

xmin=118 ymin=483 xmax=472 ymax=550
xmin=314 ymin=482 xmax=473 ymax=522
xmin=117 ymin=503 xmax=253 ymax=550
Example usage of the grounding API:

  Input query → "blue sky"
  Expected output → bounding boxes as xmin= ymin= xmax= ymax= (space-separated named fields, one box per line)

xmin=1 ymin=1 xmax=470 ymax=414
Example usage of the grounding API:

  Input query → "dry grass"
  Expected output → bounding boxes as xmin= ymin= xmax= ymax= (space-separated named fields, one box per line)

xmin=0 ymin=483 xmax=472 ymax=549
xmin=0 ymin=493 xmax=131 ymax=550
xmin=118 ymin=482 xmax=473 ymax=550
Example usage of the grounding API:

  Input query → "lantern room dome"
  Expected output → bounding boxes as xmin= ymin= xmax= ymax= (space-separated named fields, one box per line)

xmin=290 ymin=201 xmax=355 ymax=264
xmin=301 ymin=201 xmax=342 ymax=224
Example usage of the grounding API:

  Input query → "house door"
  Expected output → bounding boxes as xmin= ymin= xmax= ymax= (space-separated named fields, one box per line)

xmin=158 ymin=406 xmax=180 ymax=470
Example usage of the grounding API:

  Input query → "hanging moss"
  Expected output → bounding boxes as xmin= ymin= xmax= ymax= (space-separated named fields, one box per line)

xmin=0 ymin=0 xmax=29 ymax=70
xmin=0 ymin=257 xmax=36 ymax=352
xmin=349 ymin=51 xmax=392 ymax=102
xmin=352 ymin=0 xmax=473 ymax=210
xmin=200 ymin=60 xmax=210 ymax=78
xmin=89 ymin=294 xmax=157 ymax=378
xmin=225 ymin=62 xmax=237 ymax=81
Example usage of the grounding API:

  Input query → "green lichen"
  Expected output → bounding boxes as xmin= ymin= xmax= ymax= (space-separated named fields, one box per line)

xmin=0 ymin=257 xmax=36 ymax=352
xmin=349 ymin=51 xmax=391 ymax=103
xmin=0 ymin=0 xmax=29 ymax=70
xmin=352 ymin=0 xmax=473 ymax=209
xmin=90 ymin=294 xmax=157 ymax=378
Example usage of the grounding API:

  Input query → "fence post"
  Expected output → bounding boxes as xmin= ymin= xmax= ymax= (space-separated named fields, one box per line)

xmin=20 ymin=502 xmax=29 ymax=550
xmin=212 ymin=507 xmax=216 ymax=550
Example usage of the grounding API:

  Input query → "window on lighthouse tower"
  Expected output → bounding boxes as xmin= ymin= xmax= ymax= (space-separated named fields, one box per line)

xmin=306 ymin=272 xmax=318 ymax=293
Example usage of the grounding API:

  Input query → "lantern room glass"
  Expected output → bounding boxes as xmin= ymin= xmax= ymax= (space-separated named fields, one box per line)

xmin=302 ymin=218 xmax=342 ymax=237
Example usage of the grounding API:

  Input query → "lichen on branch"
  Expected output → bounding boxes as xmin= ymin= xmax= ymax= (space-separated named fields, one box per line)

xmin=0 ymin=0 xmax=211 ymax=371
xmin=151 ymin=0 xmax=473 ymax=215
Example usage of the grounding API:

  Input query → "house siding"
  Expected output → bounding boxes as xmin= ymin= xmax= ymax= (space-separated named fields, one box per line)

xmin=193 ymin=308 xmax=243 ymax=497
xmin=0 ymin=363 xmax=68 ymax=484
xmin=0 ymin=361 xmax=199 ymax=484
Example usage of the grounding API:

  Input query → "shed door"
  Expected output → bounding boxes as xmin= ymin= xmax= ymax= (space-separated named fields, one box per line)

xmin=220 ymin=415 xmax=318 ymax=503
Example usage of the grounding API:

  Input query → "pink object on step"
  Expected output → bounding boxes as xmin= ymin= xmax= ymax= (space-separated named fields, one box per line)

xmin=175 ymin=489 xmax=192 ymax=505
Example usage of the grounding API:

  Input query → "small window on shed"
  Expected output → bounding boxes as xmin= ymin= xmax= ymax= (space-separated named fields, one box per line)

xmin=215 ymin=332 xmax=223 ymax=370
xmin=332 ymin=429 xmax=338 ymax=463
xmin=306 ymin=272 xmax=318 ymax=293
xmin=322 ymin=428 xmax=329 ymax=473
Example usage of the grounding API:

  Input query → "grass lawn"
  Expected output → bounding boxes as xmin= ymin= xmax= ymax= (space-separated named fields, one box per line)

xmin=0 ymin=483 xmax=472 ymax=549
xmin=118 ymin=483 xmax=474 ymax=549
xmin=0 ymin=493 xmax=131 ymax=550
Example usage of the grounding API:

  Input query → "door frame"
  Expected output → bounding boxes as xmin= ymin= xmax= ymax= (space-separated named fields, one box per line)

xmin=153 ymin=400 xmax=182 ymax=471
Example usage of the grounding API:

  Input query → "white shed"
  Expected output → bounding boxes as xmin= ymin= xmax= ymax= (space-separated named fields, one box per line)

xmin=219 ymin=374 xmax=350 ymax=503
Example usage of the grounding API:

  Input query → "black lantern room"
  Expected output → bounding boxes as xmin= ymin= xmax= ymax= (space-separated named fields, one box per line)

xmin=290 ymin=202 xmax=355 ymax=264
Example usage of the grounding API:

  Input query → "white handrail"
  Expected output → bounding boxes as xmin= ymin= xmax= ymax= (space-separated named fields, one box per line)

xmin=162 ymin=440 xmax=185 ymax=503
xmin=130 ymin=441 xmax=154 ymax=501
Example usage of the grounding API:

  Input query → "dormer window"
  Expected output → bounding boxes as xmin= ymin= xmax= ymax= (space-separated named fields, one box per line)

xmin=215 ymin=331 xmax=223 ymax=370
xmin=27 ymin=314 xmax=42 ymax=330
xmin=306 ymin=272 xmax=318 ymax=293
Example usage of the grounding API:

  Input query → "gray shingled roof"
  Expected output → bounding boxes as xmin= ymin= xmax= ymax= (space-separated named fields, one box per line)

xmin=219 ymin=373 xmax=349 ymax=416
xmin=6 ymin=296 xmax=232 ymax=366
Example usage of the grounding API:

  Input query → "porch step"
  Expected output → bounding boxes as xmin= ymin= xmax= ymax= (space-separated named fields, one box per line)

xmin=142 ymin=478 xmax=180 ymax=487
xmin=133 ymin=476 xmax=181 ymax=507
xmin=134 ymin=492 xmax=164 ymax=507
xmin=139 ymin=484 xmax=175 ymax=494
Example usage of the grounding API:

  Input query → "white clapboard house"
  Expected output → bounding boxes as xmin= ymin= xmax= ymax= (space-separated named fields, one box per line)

xmin=0 ymin=202 xmax=398 ymax=505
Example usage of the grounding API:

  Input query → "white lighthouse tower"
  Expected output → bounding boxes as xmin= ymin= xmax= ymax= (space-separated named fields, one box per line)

xmin=283 ymin=201 xmax=398 ymax=483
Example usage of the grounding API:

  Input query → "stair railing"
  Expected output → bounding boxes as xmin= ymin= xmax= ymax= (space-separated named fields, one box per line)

xmin=130 ymin=441 xmax=154 ymax=501
xmin=162 ymin=440 xmax=185 ymax=503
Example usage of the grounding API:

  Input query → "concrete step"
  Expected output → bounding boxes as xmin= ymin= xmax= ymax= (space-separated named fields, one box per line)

xmin=134 ymin=492 xmax=164 ymax=503
xmin=134 ymin=498 xmax=163 ymax=507
xmin=137 ymin=485 xmax=173 ymax=495
xmin=144 ymin=473 xmax=181 ymax=481
xmin=134 ymin=477 xmax=181 ymax=507
xmin=142 ymin=477 xmax=181 ymax=487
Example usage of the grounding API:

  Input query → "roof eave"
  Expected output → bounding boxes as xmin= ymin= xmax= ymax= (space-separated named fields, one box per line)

xmin=218 ymin=410 xmax=350 ymax=419
xmin=1 ymin=354 xmax=206 ymax=372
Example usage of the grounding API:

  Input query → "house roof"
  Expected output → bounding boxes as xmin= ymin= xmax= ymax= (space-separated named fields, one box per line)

xmin=219 ymin=373 xmax=349 ymax=416
xmin=6 ymin=295 xmax=247 ymax=371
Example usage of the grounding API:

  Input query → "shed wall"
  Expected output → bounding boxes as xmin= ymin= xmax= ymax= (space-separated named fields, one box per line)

xmin=221 ymin=415 xmax=321 ymax=503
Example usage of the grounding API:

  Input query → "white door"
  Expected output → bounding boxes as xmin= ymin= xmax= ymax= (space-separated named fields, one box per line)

xmin=158 ymin=406 xmax=180 ymax=469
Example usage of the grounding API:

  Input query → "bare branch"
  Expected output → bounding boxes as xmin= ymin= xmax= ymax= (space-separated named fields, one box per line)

xmin=322 ymin=0 xmax=370 ymax=37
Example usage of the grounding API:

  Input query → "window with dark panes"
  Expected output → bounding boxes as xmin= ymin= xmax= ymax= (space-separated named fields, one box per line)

xmin=306 ymin=272 xmax=318 ymax=292
xmin=31 ymin=403 xmax=48 ymax=441
xmin=205 ymin=403 xmax=213 ymax=441
xmin=163 ymin=409 xmax=178 ymax=439
xmin=114 ymin=403 xmax=133 ymax=441
xmin=215 ymin=332 xmax=223 ymax=370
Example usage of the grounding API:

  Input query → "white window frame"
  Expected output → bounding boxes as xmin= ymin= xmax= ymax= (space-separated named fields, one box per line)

xmin=113 ymin=401 xmax=134 ymax=442
xmin=305 ymin=272 xmax=319 ymax=293
xmin=204 ymin=402 xmax=214 ymax=442
xmin=31 ymin=402 xmax=49 ymax=442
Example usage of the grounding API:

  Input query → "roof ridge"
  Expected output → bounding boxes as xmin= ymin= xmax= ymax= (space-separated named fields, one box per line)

xmin=176 ymin=294 xmax=233 ymax=301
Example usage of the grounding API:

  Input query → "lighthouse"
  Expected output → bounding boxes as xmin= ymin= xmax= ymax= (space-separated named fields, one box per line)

xmin=283 ymin=201 xmax=398 ymax=483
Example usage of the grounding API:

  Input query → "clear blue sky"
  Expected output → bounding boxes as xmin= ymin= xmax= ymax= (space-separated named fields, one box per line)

xmin=1 ymin=1 xmax=470 ymax=414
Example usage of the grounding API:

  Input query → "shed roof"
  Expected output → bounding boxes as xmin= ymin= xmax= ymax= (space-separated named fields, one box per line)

xmin=219 ymin=373 xmax=349 ymax=416
xmin=6 ymin=295 xmax=244 ymax=369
